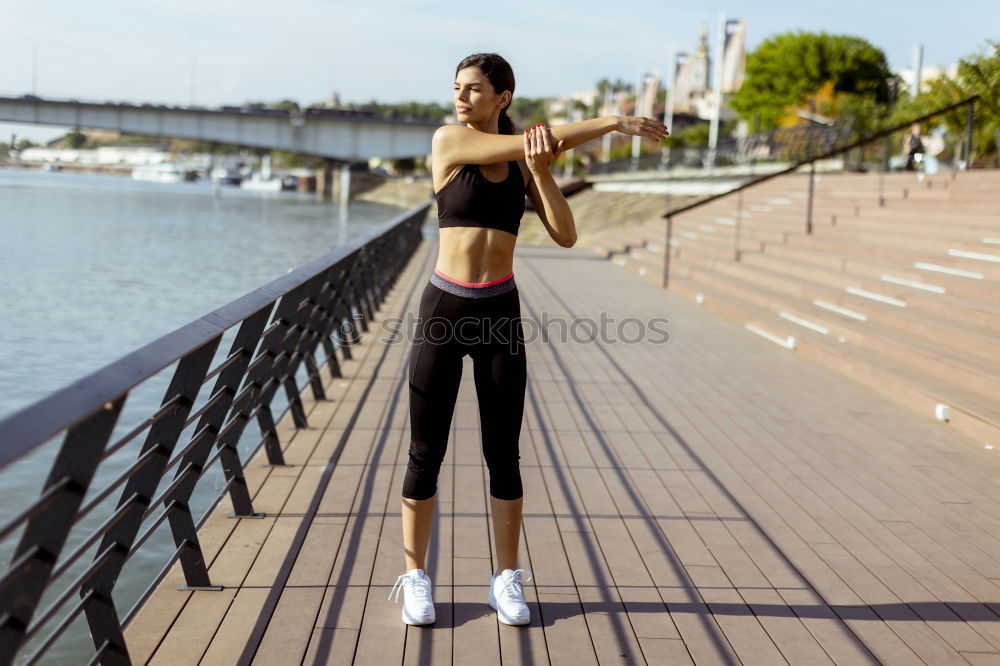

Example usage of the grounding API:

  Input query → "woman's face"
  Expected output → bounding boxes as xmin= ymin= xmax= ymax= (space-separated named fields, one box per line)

xmin=453 ymin=66 xmax=507 ymax=121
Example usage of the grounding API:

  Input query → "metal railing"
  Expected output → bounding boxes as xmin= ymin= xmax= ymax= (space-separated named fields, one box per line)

xmin=587 ymin=119 xmax=860 ymax=176
xmin=658 ymin=96 xmax=980 ymax=288
xmin=0 ymin=201 xmax=429 ymax=665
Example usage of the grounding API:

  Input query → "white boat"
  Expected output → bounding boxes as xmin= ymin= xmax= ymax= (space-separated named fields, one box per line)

xmin=239 ymin=154 xmax=284 ymax=192
xmin=210 ymin=166 xmax=242 ymax=185
xmin=131 ymin=163 xmax=184 ymax=183
xmin=240 ymin=173 xmax=284 ymax=191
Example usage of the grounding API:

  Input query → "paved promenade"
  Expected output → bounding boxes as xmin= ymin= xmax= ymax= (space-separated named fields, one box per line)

xmin=127 ymin=236 xmax=1000 ymax=665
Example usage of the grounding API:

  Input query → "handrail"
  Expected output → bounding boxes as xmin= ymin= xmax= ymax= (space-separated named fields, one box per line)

xmin=662 ymin=95 xmax=980 ymax=219
xmin=657 ymin=95 xmax=980 ymax=287
xmin=0 ymin=200 xmax=430 ymax=665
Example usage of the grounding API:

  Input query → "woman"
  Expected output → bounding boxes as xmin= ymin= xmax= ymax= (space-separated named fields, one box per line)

xmin=389 ymin=52 xmax=669 ymax=626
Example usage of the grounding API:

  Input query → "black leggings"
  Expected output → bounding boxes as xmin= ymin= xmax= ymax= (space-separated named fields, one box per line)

xmin=403 ymin=272 xmax=527 ymax=501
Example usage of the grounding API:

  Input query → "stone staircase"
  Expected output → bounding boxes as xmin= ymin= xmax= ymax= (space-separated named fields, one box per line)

xmin=584 ymin=169 xmax=1000 ymax=447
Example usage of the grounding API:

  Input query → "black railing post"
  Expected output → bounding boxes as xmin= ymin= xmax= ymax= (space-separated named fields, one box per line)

xmin=165 ymin=306 xmax=272 ymax=587
xmin=879 ymin=135 xmax=889 ymax=207
xmin=255 ymin=405 xmax=287 ymax=467
xmin=661 ymin=215 xmax=673 ymax=289
xmin=806 ymin=162 xmax=816 ymax=234
xmin=964 ymin=99 xmax=975 ymax=169
xmin=736 ymin=190 xmax=744 ymax=259
xmin=0 ymin=397 xmax=125 ymax=666
xmin=79 ymin=340 xmax=219 ymax=664
xmin=322 ymin=337 xmax=343 ymax=379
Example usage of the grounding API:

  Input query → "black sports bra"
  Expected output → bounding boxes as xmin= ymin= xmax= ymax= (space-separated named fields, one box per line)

xmin=435 ymin=161 xmax=526 ymax=237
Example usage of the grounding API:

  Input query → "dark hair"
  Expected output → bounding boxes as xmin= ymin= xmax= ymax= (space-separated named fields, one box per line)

xmin=455 ymin=53 xmax=516 ymax=135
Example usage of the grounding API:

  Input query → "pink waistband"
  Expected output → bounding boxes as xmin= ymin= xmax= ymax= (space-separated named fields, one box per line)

xmin=433 ymin=268 xmax=514 ymax=287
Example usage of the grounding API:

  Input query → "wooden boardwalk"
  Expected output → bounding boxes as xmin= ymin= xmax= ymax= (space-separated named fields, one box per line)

xmin=126 ymin=236 xmax=1000 ymax=665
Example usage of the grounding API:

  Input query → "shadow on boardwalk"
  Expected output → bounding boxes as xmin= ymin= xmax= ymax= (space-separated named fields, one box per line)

xmin=127 ymin=240 xmax=1000 ymax=665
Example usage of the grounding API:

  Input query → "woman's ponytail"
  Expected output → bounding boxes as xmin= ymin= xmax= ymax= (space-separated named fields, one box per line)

xmin=498 ymin=107 xmax=516 ymax=135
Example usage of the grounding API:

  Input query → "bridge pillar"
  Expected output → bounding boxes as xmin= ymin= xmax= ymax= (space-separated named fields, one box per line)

xmin=316 ymin=159 xmax=336 ymax=200
xmin=336 ymin=164 xmax=351 ymax=204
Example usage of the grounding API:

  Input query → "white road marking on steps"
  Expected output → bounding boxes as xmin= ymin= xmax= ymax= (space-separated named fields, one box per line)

xmin=779 ymin=311 xmax=829 ymax=334
xmin=845 ymin=287 xmax=906 ymax=307
xmin=681 ymin=232 xmax=699 ymax=239
xmin=913 ymin=262 xmax=984 ymax=279
xmin=982 ymin=237 xmax=1000 ymax=245
xmin=767 ymin=197 xmax=792 ymax=205
xmin=879 ymin=274 xmax=946 ymax=293
xmin=749 ymin=205 xmax=774 ymax=212
xmin=813 ymin=300 xmax=868 ymax=320
xmin=745 ymin=323 xmax=796 ymax=349
xmin=714 ymin=217 xmax=736 ymax=226
xmin=948 ymin=248 xmax=1000 ymax=263
xmin=669 ymin=239 xmax=681 ymax=247
xmin=639 ymin=267 xmax=647 ymax=276
xmin=697 ymin=225 xmax=717 ymax=232
xmin=613 ymin=257 xmax=626 ymax=266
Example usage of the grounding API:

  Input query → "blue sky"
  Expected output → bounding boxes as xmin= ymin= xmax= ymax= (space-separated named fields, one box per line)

xmin=2 ymin=0 xmax=995 ymax=143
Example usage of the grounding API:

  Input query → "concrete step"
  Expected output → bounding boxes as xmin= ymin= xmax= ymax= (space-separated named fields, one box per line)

xmin=710 ymin=258 xmax=1000 ymax=336
xmin=761 ymin=243 xmax=1000 ymax=307
xmin=783 ymin=234 xmax=1000 ymax=281
xmin=665 ymin=272 xmax=1000 ymax=446
xmin=678 ymin=259 xmax=1000 ymax=395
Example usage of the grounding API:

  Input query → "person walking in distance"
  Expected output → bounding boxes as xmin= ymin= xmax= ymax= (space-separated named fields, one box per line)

xmin=388 ymin=52 xmax=669 ymax=626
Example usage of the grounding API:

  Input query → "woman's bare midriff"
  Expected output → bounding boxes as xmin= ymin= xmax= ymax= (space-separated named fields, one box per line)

xmin=433 ymin=160 xmax=527 ymax=284
xmin=435 ymin=227 xmax=516 ymax=283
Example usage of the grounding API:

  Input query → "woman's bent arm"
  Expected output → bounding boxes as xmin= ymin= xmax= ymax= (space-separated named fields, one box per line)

xmin=530 ymin=170 xmax=577 ymax=247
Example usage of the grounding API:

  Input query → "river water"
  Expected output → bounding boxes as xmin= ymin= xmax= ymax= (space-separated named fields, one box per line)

xmin=0 ymin=167 xmax=420 ymax=664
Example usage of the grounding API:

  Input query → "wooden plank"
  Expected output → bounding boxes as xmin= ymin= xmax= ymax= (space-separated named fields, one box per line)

xmin=584 ymin=268 xmax=984 ymax=657
xmin=450 ymin=368 xmax=502 ymax=664
xmin=398 ymin=394 xmax=454 ymax=666
xmin=127 ymin=241 xmax=433 ymax=663
xmin=518 ymin=427 xmax=600 ymax=664
xmin=128 ymin=234 xmax=1000 ymax=665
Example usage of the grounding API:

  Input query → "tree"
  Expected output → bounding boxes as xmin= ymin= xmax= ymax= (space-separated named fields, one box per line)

xmin=889 ymin=40 xmax=999 ymax=163
xmin=66 ymin=129 xmax=87 ymax=149
xmin=730 ymin=31 xmax=891 ymax=130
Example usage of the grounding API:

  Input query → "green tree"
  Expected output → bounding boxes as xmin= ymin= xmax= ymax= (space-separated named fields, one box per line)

xmin=65 ymin=129 xmax=87 ymax=149
xmin=509 ymin=97 xmax=548 ymax=129
xmin=889 ymin=40 xmax=1000 ymax=162
xmin=730 ymin=31 xmax=891 ymax=130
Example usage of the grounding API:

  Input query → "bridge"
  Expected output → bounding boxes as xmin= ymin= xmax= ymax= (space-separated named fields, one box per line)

xmin=0 ymin=95 xmax=438 ymax=160
xmin=3 ymin=97 xmax=1000 ymax=665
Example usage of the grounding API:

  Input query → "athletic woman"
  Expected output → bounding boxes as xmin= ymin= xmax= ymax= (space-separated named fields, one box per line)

xmin=389 ymin=52 xmax=669 ymax=626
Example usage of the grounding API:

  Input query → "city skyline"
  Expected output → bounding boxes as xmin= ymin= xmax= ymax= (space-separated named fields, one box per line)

xmin=2 ymin=0 xmax=995 ymax=143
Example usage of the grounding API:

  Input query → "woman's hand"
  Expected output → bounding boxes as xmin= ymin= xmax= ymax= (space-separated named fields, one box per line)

xmin=616 ymin=116 xmax=669 ymax=142
xmin=524 ymin=123 xmax=565 ymax=174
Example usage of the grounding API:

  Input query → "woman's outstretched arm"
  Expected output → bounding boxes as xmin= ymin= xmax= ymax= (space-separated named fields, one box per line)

xmin=547 ymin=116 xmax=619 ymax=152
xmin=551 ymin=115 xmax=669 ymax=152
xmin=433 ymin=116 xmax=669 ymax=168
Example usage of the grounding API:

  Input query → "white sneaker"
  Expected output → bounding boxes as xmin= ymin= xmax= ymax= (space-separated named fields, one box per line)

xmin=389 ymin=568 xmax=435 ymax=625
xmin=488 ymin=568 xmax=533 ymax=625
